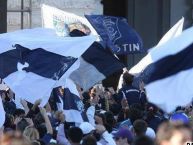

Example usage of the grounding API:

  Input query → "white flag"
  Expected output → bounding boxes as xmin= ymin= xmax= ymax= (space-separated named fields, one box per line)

xmin=129 ymin=17 xmax=184 ymax=76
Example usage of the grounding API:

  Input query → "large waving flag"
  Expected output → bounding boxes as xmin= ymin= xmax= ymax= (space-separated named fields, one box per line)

xmin=129 ymin=17 xmax=184 ymax=76
xmin=157 ymin=17 xmax=184 ymax=46
xmin=69 ymin=42 xmax=125 ymax=91
xmin=145 ymin=26 xmax=193 ymax=112
xmin=85 ymin=15 xmax=144 ymax=55
xmin=0 ymin=28 xmax=96 ymax=106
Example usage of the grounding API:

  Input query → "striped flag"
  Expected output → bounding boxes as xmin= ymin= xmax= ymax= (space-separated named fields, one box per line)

xmin=0 ymin=28 xmax=96 ymax=106
xmin=69 ymin=42 xmax=125 ymax=91
xmin=63 ymin=79 xmax=84 ymax=123
xmin=129 ymin=17 xmax=184 ymax=76
xmin=145 ymin=26 xmax=193 ymax=112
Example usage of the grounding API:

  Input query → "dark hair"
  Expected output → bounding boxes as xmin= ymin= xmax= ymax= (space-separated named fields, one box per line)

xmin=69 ymin=29 xmax=87 ymax=37
xmin=133 ymin=119 xmax=148 ymax=136
xmin=16 ymin=118 xmax=30 ymax=133
xmin=109 ymin=104 xmax=122 ymax=116
xmin=82 ymin=92 xmax=91 ymax=110
xmin=105 ymin=111 xmax=115 ymax=125
xmin=4 ymin=114 xmax=15 ymax=129
xmin=33 ymin=113 xmax=45 ymax=127
xmin=133 ymin=135 xmax=155 ymax=145
xmin=117 ymin=108 xmax=130 ymax=123
xmin=14 ymin=109 xmax=25 ymax=118
xmin=82 ymin=135 xmax=97 ymax=145
xmin=129 ymin=107 xmax=143 ymax=124
xmin=68 ymin=127 xmax=83 ymax=143
xmin=36 ymin=124 xmax=47 ymax=139
xmin=104 ymin=111 xmax=116 ymax=132
xmin=130 ymin=103 xmax=144 ymax=111
xmin=123 ymin=72 xmax=134 ymax=85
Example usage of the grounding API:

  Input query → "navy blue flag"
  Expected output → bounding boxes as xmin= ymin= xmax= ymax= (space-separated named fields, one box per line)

xmin=50 ymin=79 xmax=84 ymax=123
xmin=85 ymin=15 xmax=144 ymax=55
xmin=0 ymin=28 xmax=96 ymax=106
xmin=63 ymin=87 xmax=85 ymax=123
xmin=0 ymin=44 xmax=77 ymax=106
xmin=0 ymin=44 xmax=77 ymax=80
xmin=69 ymin=42 xmax=125 ymax=91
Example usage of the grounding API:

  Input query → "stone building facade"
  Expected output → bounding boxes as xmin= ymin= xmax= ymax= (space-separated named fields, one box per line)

xmin=7 ymin=0 xmax=103 ymax=32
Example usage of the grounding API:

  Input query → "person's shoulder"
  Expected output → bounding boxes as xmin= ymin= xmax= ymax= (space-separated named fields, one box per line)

xmin=124 ymin=85 xmax=139 ymax=92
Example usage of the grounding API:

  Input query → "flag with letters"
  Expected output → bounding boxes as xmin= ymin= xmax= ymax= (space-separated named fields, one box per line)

xmin=69 ymin=42 xmax=125 ymax=91
xmin=85 ymin=15 xmax=144 ymax=55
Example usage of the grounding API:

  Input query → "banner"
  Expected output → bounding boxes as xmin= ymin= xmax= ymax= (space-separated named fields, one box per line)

xmin=41 ymin=4 xmax=98 ymax=37
xmin=85 ymin=15 xmax=144 ymax=55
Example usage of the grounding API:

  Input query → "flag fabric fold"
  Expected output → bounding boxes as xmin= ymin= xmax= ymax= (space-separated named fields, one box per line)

xmin=69 ymin=42 xmax=125 ymax=91
xmin=145 ymin=26 xmax=193 ymax=112
xmin=129 ymin=17 xmax=184 ymax=76
xmin=85 ymin=15 xmax=144 ymax=55
xmin=0 ymin=28 xmax=96 ymax=106
xmin=63 ymin=79 xmax=84 ymax=123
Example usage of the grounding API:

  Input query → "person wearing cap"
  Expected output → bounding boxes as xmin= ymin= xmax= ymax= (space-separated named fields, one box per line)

xmin=113 ymin=127 xmax=133 ymax=145
xmin=170 ymin=112 xmax=189 ymax=124
xmin=68 ymin=127 xmax=83 ymax=145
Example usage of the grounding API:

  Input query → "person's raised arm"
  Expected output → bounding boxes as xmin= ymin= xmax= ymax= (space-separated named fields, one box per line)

xmin=40 ymin=107 xmax=53 ymax=135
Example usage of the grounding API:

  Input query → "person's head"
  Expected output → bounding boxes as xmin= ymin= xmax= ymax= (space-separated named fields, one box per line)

xmin=4 ymin=114 xmax=15 ymax=129
xmin=36 ymin=124 xmax=47 ymax=139
xmin=104 ymin=111 xmax=116 ymax=126
xmin=68 ymin=22 xmax=91 ymax=35
xmin=58 ymin=87 xmax=64 ymax=97
xmin=129 ymin=107 xmax=143 ymax=124
xmin=156 ymin=121 xmax=192 ymax=145
xmin=14 ymin=109 xmax=25 ymax=118
xmin=23 ymin=126 xmax=39 ymax=142
xmin=145 ymin=127 xmax=156 ymax=139
xmin=133 ymin=119 xmax=148 ymax=137
xmin=16 ymin=118 xmax=30 ymax=133
xmin=122 ymin=72 xmax=134 ymax=86
xmin=109 ymin=104 xmax=122 ymax=116
xmin=0 ymin=131 xmax=31 ymax=145
xmin=67 ymin=127 xmax=83 ymax=144
xmin=89 ymin=88 xmax=99 ymax=105
xmin=170 ymin=112 xmax=189 ymax=124
xmin=113 ymin=128 xmax=133 ymax=145
xmin=33 ymin=113 xmax=45 ymax=127
xmin=82 ymin=135 xmax=97 ymax=145
xmin=133 ymin=135 xmax=155 ymax=145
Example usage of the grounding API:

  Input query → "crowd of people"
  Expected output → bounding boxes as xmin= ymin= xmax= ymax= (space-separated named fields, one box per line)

xmin=0 ymin=71 xmax=193 ymax=145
